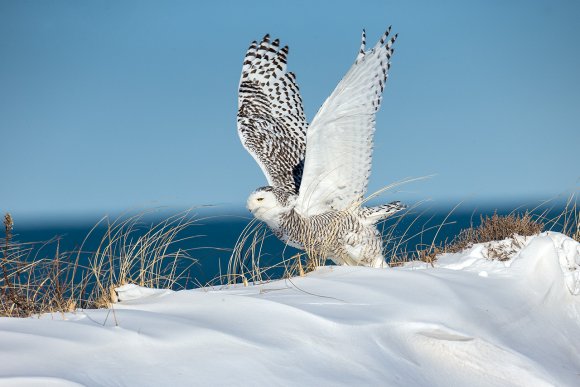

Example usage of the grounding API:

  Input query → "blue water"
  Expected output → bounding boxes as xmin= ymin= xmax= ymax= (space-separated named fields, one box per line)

xmin=6 ymin=203 xmax=568 ymax=289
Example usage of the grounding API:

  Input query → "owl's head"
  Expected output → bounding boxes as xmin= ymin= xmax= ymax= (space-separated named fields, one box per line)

xmin=247 ymin=186 xmax=289 ymax=221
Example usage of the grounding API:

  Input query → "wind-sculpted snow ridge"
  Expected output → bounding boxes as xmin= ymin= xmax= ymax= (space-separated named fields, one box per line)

xmin=420 ymin=231 xmax=580 ymax=295
xmin=0 ymin=233 xmax=579 ymax=386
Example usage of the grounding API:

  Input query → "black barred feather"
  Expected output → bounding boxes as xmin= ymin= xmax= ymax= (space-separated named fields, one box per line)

xmin=237 ymin=35 xmax=307 ymax=194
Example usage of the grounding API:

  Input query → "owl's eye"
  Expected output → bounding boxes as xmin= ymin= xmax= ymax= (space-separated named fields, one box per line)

xmin=256 ymin=197 xmax=264 ymax=201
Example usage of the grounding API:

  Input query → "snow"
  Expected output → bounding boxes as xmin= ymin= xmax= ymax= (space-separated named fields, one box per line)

xmin=1 ymin=232 xmax=579 ymax=386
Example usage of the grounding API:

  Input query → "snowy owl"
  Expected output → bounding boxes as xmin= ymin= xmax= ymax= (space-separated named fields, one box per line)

xmin=237 ymin=27 xmax=405 ymax=268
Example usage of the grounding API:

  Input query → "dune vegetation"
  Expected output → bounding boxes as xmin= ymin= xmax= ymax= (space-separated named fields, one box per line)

xmin=1 ymin=195 xmax=578 ymax=317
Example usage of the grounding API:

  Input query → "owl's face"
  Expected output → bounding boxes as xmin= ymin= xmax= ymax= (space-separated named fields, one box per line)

xmin=247 ymin=189 xmax=281 ymax=220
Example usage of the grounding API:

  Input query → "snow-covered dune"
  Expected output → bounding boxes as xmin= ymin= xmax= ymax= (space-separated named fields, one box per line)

xmin=1 ymin=232 xmax=579 ymax=386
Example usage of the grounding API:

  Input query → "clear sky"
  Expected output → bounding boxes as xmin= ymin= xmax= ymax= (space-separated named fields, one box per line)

xmin=1 ymin=0 xmax=579 ymax=220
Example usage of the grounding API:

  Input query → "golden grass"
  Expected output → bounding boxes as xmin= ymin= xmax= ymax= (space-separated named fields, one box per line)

xmin=87 ymin=211 xmax=199 ymax=308
xmin=3 ymin=192 xmax=578 ymax=314
xmin=545 ymin=193 xmax=579 ymax=243
xmin=0 ymin=210 xmax=199 ymax=317
xmin=227 ymin=192 xmax=579 ymax=279
xmin=446 ymin=212 xmax=543 ymax=254
xmin=391 ymin=194 xmax=578 ymax=265
xmin=227 ymin=219 xmax=308 ymax=286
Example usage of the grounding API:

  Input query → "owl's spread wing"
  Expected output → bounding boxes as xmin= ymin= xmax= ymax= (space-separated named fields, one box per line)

xmin=237 ymin=35 xmax=308 ymax=194
xmin=296 ymin=28 xmax=397 ymax=216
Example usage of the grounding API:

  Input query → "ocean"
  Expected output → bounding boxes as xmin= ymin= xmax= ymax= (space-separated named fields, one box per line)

xmin=5 ymin=201 xmax=568 ymax=290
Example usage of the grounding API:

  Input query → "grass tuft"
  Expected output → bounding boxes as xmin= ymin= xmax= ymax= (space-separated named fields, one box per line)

xmin=446 ymin=211 xmax=543 ymax=254
xmin=87 ymin=211 xmax=199 ymax=307
xmin=3 ymin=192 xmax=578 ymax=314
xmin=1 ymin=210 xmax=199 ymax=317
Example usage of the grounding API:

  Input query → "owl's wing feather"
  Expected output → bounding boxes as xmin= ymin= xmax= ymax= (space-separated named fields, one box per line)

xmin=296 ymin=28 xmax=397 ymax=216
xmin=237 ymin=35 xmax=308 ymax=194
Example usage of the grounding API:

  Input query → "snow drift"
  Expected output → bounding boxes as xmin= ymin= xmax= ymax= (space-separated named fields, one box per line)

xmin=1 ymin=232 xmax=579 ymax=386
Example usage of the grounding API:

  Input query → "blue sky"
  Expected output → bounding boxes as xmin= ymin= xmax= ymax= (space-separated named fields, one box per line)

xmin=1 ymin=0 xmax=579 ymax=220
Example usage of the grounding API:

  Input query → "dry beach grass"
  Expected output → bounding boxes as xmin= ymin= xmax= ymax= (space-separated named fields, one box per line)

xmin=230 ymin=193 xmax=578 ymax=279
xmin=0 ymin=211 xmax=198 ymax=317
xmin=1 ymin=193 xmax=578 ymax=316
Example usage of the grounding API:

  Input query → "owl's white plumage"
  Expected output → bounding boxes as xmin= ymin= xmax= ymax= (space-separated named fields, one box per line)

xmin=298 ymin=27 xmax=396 ymax=216
xmin=237 ymin=28 xmax=404 ymax=267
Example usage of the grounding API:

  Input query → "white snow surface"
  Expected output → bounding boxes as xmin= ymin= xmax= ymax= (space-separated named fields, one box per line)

xmin=1 ymin=232 xmax=579 ymax=386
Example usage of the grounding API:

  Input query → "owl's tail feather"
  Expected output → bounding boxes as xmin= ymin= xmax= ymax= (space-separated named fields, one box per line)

xmin=360 ymin=201 xmax=406 ymax=225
